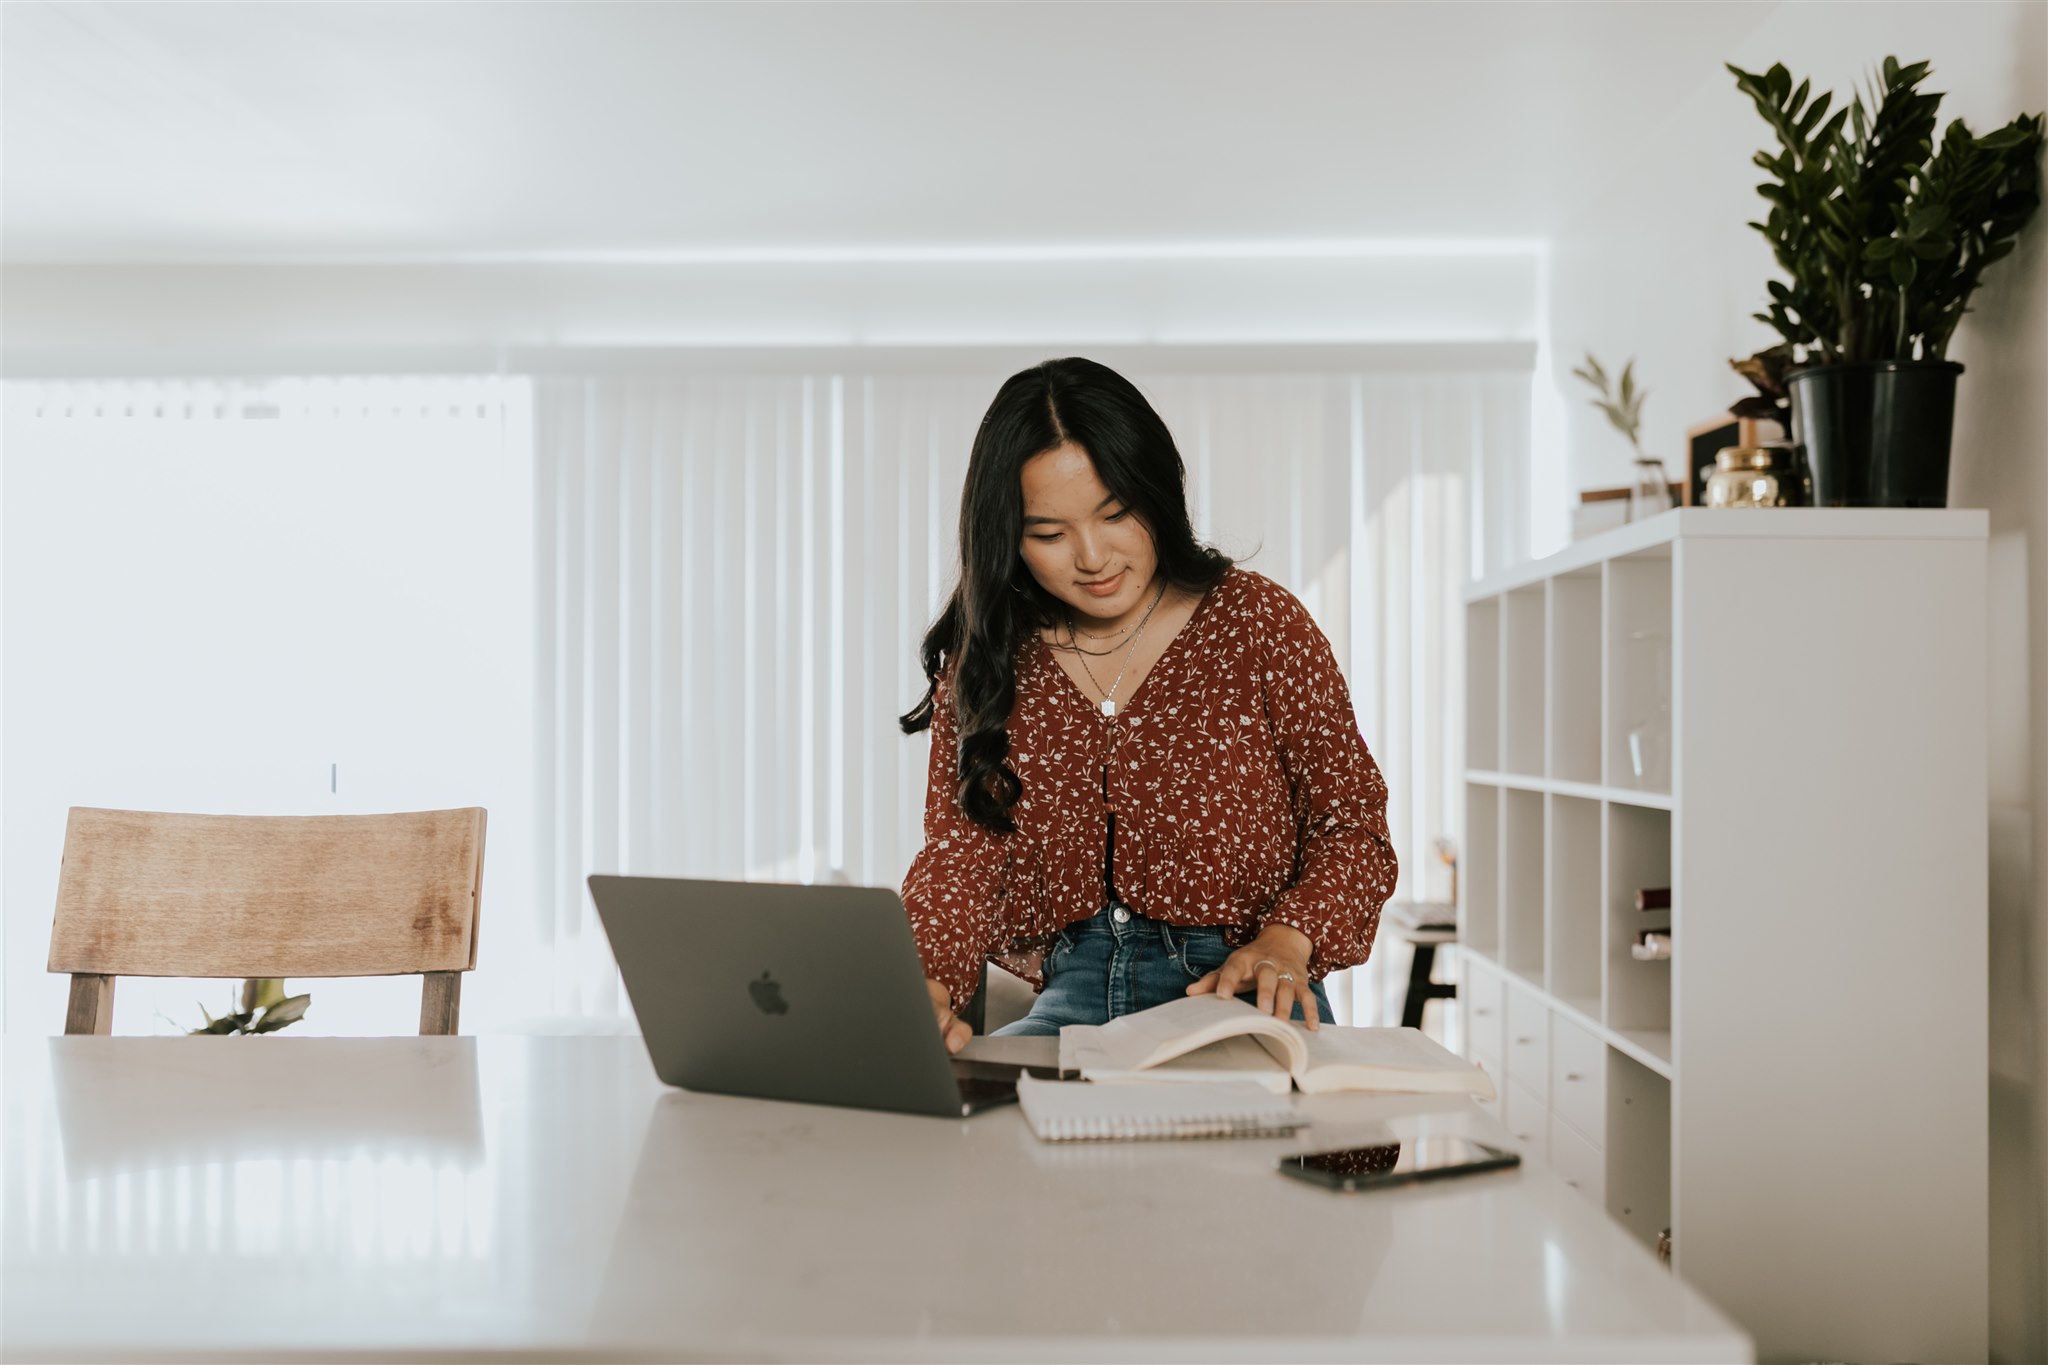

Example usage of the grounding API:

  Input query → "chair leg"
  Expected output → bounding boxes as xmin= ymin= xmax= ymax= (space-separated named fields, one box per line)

xmin=1401 ymin=945 xmax=1437 ymax=1030
xmin=419 ymin=972 xmax=462 ymax=1036
xmin=65 ymin=974 xmax=115 ymax=1035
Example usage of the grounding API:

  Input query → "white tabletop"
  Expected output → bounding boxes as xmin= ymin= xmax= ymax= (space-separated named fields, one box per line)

xmin=2 ymin=1035 xmax=1751 ymax=1363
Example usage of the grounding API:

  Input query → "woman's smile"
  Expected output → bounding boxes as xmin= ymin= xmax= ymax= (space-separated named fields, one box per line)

xmin=1078 ymin=570 xmax=1126 ymax=598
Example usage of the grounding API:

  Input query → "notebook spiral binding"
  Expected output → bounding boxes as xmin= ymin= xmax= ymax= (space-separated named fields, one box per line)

xmin=1017 ymin=1075 xmax=1305 ymax=1143
xmin=1034 ymin=1113 xmax=1308 ymax=1142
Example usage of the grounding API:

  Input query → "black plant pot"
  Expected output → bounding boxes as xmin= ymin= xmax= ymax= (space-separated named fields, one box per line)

xmin=1786 ymin=360 xmax=1964 ymax=507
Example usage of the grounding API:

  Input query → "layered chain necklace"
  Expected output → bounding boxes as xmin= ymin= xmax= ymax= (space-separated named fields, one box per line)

xmin=1069 ymin=578 xmax=1168 ymax=719
xmin=1069 ymin=578 xmax=1167 ymax=914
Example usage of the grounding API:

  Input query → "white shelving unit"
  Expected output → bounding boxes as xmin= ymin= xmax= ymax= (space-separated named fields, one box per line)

xmin=1459 ymin=508 xmax=1987 ymax=1365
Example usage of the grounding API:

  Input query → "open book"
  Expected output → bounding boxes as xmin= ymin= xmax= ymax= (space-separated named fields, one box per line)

xmin=1058 ymin=994 xmax=1496 ymax=1099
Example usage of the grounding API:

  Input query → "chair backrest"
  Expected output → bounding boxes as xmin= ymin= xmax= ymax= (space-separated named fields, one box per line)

xmin=47 ymin=807 xmax=487 ymax=1036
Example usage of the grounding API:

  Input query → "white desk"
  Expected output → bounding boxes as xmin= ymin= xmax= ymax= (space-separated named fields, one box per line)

xmin=2 ymin=1036 xmax=1751 ymax=1363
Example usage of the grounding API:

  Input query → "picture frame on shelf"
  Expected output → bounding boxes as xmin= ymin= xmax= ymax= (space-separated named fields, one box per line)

xmin=1572 ymin=483 xmax=1685 ymax=542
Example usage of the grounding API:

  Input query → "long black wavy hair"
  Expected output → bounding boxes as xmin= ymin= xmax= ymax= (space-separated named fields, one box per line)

xmin=899 ymin=357 xmax=1233 ymax=835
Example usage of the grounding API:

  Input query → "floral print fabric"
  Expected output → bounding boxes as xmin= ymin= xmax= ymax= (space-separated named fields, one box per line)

xmin=902 ymin=568 xmax=1397 ymax=1008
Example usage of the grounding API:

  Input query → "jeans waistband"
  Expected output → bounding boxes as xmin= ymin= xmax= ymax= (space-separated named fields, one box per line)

xmin=1065 ymin=904 xmax=1232 ymax=949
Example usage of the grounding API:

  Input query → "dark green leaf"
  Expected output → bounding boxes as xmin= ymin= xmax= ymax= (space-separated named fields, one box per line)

xmin=192 ymin=1010 xmax=252 ymax=1036
xmin=1908 ymin=206 xmax=1951 ymax=234
xmin=252 ymin=995 xmax=312 ymax=1033
xmin=1799 ymin=92 xmax=1835 ymax=137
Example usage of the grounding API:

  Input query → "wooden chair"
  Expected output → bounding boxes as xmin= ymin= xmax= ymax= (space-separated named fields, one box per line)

xmin=47 ymin=807 xmax=487 ymax=1036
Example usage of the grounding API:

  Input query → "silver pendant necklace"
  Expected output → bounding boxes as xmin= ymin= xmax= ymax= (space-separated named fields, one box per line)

xmin=1073 ymin=617 xmax=1135 ymax=641
xmin=1072 ymin=579 xmax=1168 ymax=718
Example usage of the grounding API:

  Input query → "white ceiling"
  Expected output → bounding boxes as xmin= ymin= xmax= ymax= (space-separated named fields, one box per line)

xmin=2 ymin=1 xmax=1780 ymax=263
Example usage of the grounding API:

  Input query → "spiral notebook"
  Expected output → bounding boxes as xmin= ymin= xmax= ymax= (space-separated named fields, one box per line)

xmin=1015 ymin=1074 xmax=1307 ymax=1142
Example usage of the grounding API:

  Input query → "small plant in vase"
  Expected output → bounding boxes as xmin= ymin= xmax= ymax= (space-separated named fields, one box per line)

xmin=1696 ymin=342 xmax=1810 ymax=508
xmin=1571 ymin=353 xmax=1674 ymax=519
xmin=1728 ymin=342 xmax=1796 ymax=434
xmin=190 ymin=977 xmax=312 ymax=1035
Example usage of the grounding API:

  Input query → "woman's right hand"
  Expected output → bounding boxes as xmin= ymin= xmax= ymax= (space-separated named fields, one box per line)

xmin=926 ymin=978 xmax=972 ymax=1054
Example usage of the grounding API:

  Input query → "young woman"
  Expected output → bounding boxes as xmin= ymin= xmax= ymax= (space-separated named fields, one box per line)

xmin=900 ymin=357 xmax=1397 ymax=1051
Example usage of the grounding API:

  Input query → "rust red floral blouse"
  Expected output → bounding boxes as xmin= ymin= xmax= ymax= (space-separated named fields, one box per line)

xmin=902 ymin=567 xmax=1398 ymax=1008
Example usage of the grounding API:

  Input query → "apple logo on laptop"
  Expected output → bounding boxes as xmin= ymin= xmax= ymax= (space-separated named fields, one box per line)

xmin=749 ymin=970 xmax=789 ymax=1015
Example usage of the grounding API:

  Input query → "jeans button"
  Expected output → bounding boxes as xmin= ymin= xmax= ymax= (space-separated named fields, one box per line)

xmin=1110 ymin=903 xmax=1131 ymax=924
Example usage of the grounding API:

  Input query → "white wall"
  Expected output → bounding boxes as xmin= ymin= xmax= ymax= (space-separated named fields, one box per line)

xmin=1547 ymin=5 xmax=2048 ymax=1358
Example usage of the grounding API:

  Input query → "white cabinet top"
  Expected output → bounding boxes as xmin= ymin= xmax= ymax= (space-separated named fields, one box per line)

xmin=1468 ymin=508 xmax=1989 ymax=600
xmin=4 ymin=1035 xmax=1750 ymax=1363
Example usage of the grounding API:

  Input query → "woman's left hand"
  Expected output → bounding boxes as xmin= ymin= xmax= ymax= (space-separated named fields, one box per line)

xmin=1185 ymin=923 xmax=1319 ymax=1030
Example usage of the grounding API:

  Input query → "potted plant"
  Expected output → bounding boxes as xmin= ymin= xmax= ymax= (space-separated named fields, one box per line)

xmin=189 ymin=977 xmax=311 ymax=1034
xmin=1731 ymin=57 xmax=2043 ymax=506
xmin=1571 ymin=353 xmax=1676 ymax=518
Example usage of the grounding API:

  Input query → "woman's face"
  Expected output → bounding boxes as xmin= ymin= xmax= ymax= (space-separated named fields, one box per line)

xmin=1017 ymin=441 xmax=1158 ymax=626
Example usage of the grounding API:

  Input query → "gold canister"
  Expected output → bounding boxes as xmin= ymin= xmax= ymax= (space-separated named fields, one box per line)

xmin=1704 ymin=444 xmax=1806 ymax=508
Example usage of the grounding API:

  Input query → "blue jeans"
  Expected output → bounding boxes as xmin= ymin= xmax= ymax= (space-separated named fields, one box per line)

xmin=991 ymin=905 xmax=1333 ymax=1036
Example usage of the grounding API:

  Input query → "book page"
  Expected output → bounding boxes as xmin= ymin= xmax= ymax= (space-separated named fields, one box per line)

xmin=1293 ymin=1025 xmax=1496 ymax=1097
xmin=956 ymin=1034 xmax=1060 ymax=1070
xmin=1057 ymin=995 xmax=1305 ymax=1075
xmin=1071 ymin=1034 xmax=1293 ymax=1093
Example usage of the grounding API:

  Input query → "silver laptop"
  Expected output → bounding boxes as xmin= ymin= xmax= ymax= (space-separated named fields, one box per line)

xmin=587 ymin=875 xmax=1032 ymax=1117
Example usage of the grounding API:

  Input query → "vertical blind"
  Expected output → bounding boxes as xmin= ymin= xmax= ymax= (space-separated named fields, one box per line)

xmin=533 ymin=365 xmax=1531 ymax=1021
